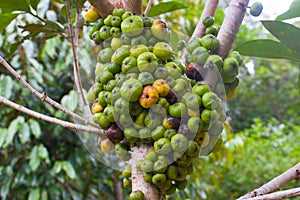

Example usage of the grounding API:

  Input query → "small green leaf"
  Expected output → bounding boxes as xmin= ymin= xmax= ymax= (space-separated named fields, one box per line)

xmin=4 ymin=116 xmax=25 ymax=147
xmin=30 ymin=120 xmax=42 ymax=139
xmin=61 ymin=90 xmax=78 ymax=112
xmin=19 ymin=123 xmax=31 ymax=144
xmin=0 ymin=0 xmax=30 ymax=12
xmin=53 ymin=161 xmax=63 ymax=174
xmin=62 ymin=161 xmax=76 ymax=179
xmin=38 ymin=144 xmax=49 ymax=159
xmin=276 ymin=0 xmax=300 ymax=21
xmin=235 ymin=39 xmax=300 ymax=62
xmin=147 ymin=1 xmax=187 ymax=17
xmin=0 ymin=75 xmax=13 ymax=99
xmin=0 ymin=128 xmax=8 ymax=148
xmin=0 ymin=179 xmax=12 ymax=199
xmin=29 ymin=146 xmax=41 ymax=171
xmin=28 ymin=188 xmax=41 ymax=200
xmin=0 ymin=13 xmax=18 ymax=32
xmin=262 ymin=20 xmax=300 ymax=56
xmin=30 ymin=0 xmax=40 ymax=11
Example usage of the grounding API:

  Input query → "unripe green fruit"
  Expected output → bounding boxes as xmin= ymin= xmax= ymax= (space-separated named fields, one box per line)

xmin=222 ymin=57 xmax=239 ymax=76
xmin=229 ymin=50 xmax=243 ymax=66
xmin=112 ymin=8 xmax=125 ymax=17
xmin=171 ymin=134 xmax=188 ymax=152
xmin=192 ymin=46 xmax=209 ymax=64
xmin=139 ymin=128 xmax=152 ymax=143
xmin=186 ymin=37 xmax=202 ymax=53
xmin=130 ymin=44 xmax=149 ymax=57
xmin=97 ymin=48 xmax=114 ymax=63
xmin=202 ymin=16 xmax=215 ymax=27
xmin=176 ymin=179 xmax=188 ymax=190
xmin=122 ymin=56 xmax=137 ymax=73
xmin=122 ymin=11 xmax=133 ymax=20
xmin=151 ymin=19 xmax=170 ymax=40
xmin=166 ymin=184 xmax=177 ymax=195
xmin=202 ymin=91 xmax=221 ymax=109
xmin=99 ymin=25 xmax=111 ymax=40
xmin=205 ymin=25 xmax=219 ymax=36
xmin=206 ymin=55 xmax=223 ymax=70
xmin=122 ymin=165 xmax=132 ymax=178
xmin=140 ymin=159 xmax=153 ymax=172
xmin=177 ymin=40 xmax=186 ymax=51
xmin=192 ymin=84 xmax=210 ymax=97
xmin=152 ymin=173 xmax=167 ymax=186
xmin=201 ymin=109 xmax=219 ymax=124
xmin=110 ymin=27 xmax=121 ymax=36
xmin=151 ymin=125 xmax=165 ymax=141
xmin=186 ymin=140 xmax=200 ymax=157
xmin=187 ymin=117 xmax=203 ymax=133
xmin=104 ymin=15 xmax=112 ymax=26
xmin=250 ymin=2 xmax=263 ymax=17
xmin=129 ymin=190 xmax=144 ymax=200
xmin=111 ymin=16 xmax=122 ymax=27
xmin=124 ymin=127 xmax=139 ymax=143
xmin=123 ymin=177 xmax=131 ymax=188
xmin=121 ymin=16 xmax=144 ymax=37
xmin=131 ymin=35 xmax=147 ymax=46
xmin=143 ymin=172 xmax=153 ymax=182
xmin=111 ymin=45 xmax=130 ymax=64
xmin=201 ymin=34 xmax=219 ymax=51
xmin=166 ymin=165 xmax=178 ymax=180
xmin=153 ymin=42 xmax=174 ymax=60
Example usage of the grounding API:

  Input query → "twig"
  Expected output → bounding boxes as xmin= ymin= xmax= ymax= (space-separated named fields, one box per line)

xmin=112 ymin=173 xmax=123 ymax=200
xmin=0 ymin=95 xmax=104 ymax=135
xmin=190 ymin=0 xmax=219 ymax=40
xmin=0 ymin=56 xmax=99 ymax=128
xmin=144 ymin=0 xmax=154 ymax=16
xmin=238 ymin=162 xmax=300 ymax=199
xmin=245 ymin=187 xmax=300 ymax=200
xmin=217 ymin=0 xmax=250 ymax=58
xmin=66 ymin=0 xmax=94 ymax=122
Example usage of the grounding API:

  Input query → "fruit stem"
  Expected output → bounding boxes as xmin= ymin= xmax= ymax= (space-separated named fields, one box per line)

xmin=217 ymin=0 xmax=250 ymax=58
xmin=144 ymin=0 xmax=154 ymax=16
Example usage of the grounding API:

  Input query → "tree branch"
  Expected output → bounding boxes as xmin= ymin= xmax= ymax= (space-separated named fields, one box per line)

xmin=238 ymin=162 xmax=300 ymax=199
xmin=0 ymin=96 xmax=104 ymax=135
xmin=112 ymin=173 xmax=123 ymax=200
xmin=88 ymin=0 xmax=143 ymax=17
xmin=245 ymin=187 xmax=300 ymax=200
xmin=66 ymin=0 xmax=94 ymax=123
xmin=190 ymin=0 xmax=219 ymax=40
xmin=0 ymin=56 xmax=99 ymax=128
xmin=217 ymin=0 xmax=250 ymax=58
xmin=144 ymin=0 xmax=154 ymax=16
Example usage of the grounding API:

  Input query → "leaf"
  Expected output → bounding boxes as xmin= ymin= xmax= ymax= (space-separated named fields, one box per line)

xmin=235 ymin=39 xmax=300 ymax=62
xmin=61 ymin=90 xmax=78 ymax=112
xmin=262 ymin=20 xmax=300 ymax=57
xmin=30 ymin=0 xmax=40 ymax=11
xmin=0 ymin=179 xmax=12 ymax=199
xmin=38 ymin=144 xmax=50 ymax=164
xmin=147 ymin=1 xmax=187 ymax=17
xmin=0 ymin=13 xmax=18 ymax=32
xmin=19 ymin=123 xmax=31 ymax=144
xmin=0 ymin=128 xmax=8 ymax=148
xmin=0 ymin=75 xmax=13 ymax=99
xmin=30 ymin=120 xmax=42 ymax=139
xmin=29 ymin=146 xmax=41 ymax=171
xmin=62 ymin=161 xmax=76 ymax=179
xmin=4 ymin=116 xmax=25 ymax=147
xmin=276 ymin=0 xmax=300 ymax=21
xmin=53 ymin=161 xmax=63 ymax=174
xmin=28 ymin=188 xmax=41 ymax=200
xmin=0 ymin=0 xmax=30 ymax=12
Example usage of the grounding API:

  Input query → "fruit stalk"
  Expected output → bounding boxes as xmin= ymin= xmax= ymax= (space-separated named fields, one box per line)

xmin=217 ymin=0 xmax=250 ymax=58
xmin=88 ymin=0 xmax=143 ymax=17
xmin=131 ymin=144 xmax=166 ymax=200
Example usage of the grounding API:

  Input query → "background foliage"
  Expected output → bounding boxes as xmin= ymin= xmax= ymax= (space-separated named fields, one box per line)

xmin=1 ymin=0 xmax=299 ymax=199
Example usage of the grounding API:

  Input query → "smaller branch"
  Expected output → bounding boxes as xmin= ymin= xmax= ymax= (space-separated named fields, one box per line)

xmin=66 ymin=0 xmax=94 ymax=122
xmin=0 ymin=56 xmax=98 ymax=128
xmin=238 ymin=162 xmax=300 ymax=199
xmin=0 ymin=96 xmax=104 ymax=135
xmin=28 ymin=11 xmax=46 ymax=23
xmin=144 ymin=0 xmax=154 ymax=16
xmin=245 ymin=187 xmax=300 ymax=200
xmin=112 ymin=173 xmax=123 ymax=200
xmin=190 ymin=0 xmax=219 ymax=40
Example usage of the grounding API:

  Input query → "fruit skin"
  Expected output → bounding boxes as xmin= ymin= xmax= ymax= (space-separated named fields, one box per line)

xmin=112 ymin=8 xmax=125 ymax=17
xmin=171 ymin=133 xmax=188 ymax=152
xmin=139 ymin=86 xmax=159 ymax=108
xmin=91 ymin=102 xmax=103 ymax=113
xmin=130 ymin=44 xmax=149 ymax=57
xmin=99 ymin=25 xmax=111 ymax=40
xmin=122 ymin=56 xmax=137 ymax=73
xmin=186 ymin=140 xmax=200 ymax=157
xmin=151 ymin=19 xmax=170 ymax=40
xmin=202 ymin=16 xmax=215 ymax=27
xmin=192 ymin=46 xmax=209 ymax=64
xmin=129 ymin=190 xmax=144 ymax=200
xmin=94 ymin=112 xmax=110 ymax=128
xmin=166 ymin=165 xmax=178 ymax=180
xmin=163 ymin=115 xmax=181 ymax=130
xmin=123 ymin=178 xmax=131 ymax=188
xmin=137 ymin=52 xmax=158 ymax=73
xmin=138 ymin=72 xmax=154 ymax=86
xmin=192 ymin=83 xmax=210 ymax=96
xmin=185 ymin=62 xmax=204 ymax=82
xmin=152 ymin=79 xmax=170 ymax=97
xmin=124 ymin=127 xmax=139 ymax=143
xmin=202 ymin=91 xmax=221 ymax=109
xmin=168 ymin=102 xmax=187 ymax=118
xmin=85 ymin=7 xmax=100 ymax=23
xmin=201 ymin=34 xmax=219 ymax=51
xmin=100 ymin=138 xmax=114 ymax=153
xmin=120 ymin=78 xmax=143 ymax=102
xmin=152 ymin=173 xmax=167 ymax=186
xmin=250 ymin=2 xmax=263 ymax=17
xmin=106 ymin=123 xmax=124 ymax=144
xmin=153 ymin=42 xmax=174 ymax=60
xmin=221 ymin=57 xmax=239 ymax=76
xmin=115 ymin=143 xmax=130 ymax=161
xmin=176 ymin=179 xmax=188 ymax=190
xmin=121 ymin=16 xmax=144 ymax=37
xmin=205 ymin=25 xmax=219 ymax=36
xmin=140 ymin=159 xmax=153 ymax=172
xmin=151 ymin=126 xmax=165 ymax=141
xmin=201 ymin=109 xmax=219 ymax=124
xmin=154 ymin=137 xmax=172 ymax=155
xmin=111 ymin=45 xmax=130 ymax=64
xmin=186 ymin=37 xmax=202 ymax=53
xmin=111 ymin=16 xmax=122 ymax=27
xmin=187 ymin=116 xmax=203 ymax=133
xmin=122 ymin=165 xmax=132 ymax=178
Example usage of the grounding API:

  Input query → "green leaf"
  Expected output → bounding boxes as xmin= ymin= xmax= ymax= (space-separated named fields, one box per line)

xmin=262 ymin=20 xmax=300 ymax=57
xmin=53 ymin=161 xmax=63 ymax=174
xmin=19 ymin=123 xmax=31 ymax=144
xmin=38 ymin=144 xmax=50 ymax=164
xmin=276 ymin=0 xmax=300 ymax=21
xmin=235 ymin=39 xmax=300 ymax=62
xmin=62 ymin=161 xmax=76 ymax=179
xmin=0 ymin=13 xmax=18 ymax=32
xmin=28 ymin=188 xmax=40 ymax=200
xmin=30 ymin=120 xmax=42 ymax=139
xmin=0 ymin=75 xmax=13 ymax=99
xmin=0 ymin=179 xmax=12 ymax=199
xmin=61 ymin=90 xmax=78 ymax=112
xmin=0 ymin=0 xmax=30 ymax=12
xmin=30 ymin=0 xmax=40 ymax=11
xmin=147 ymin=1 xmax=187 ymax=17
xmin=4 ymin=116 xmax=25 ymax=147
xmin=0 ymin=128 xmax=8 ymax=148
xmin=29 ymin=146 xmax=41 ymax=171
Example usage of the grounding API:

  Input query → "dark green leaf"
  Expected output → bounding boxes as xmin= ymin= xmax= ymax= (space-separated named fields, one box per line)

xmin=0 ymin=0 xmax=30 ymax=12
xmin=30 ymin=0 xmax=40 ymax=11
xmin=62 ymin=161 xmax=76 ymax=179
xmin=29 ymin=146 xmax=41 ymax=171
xmin=0 ymin=13 xmax=18 ymax=32
xmin=276 ymin=0 xmax=300 ymax=21
xmin=28 ymin=188 xmax=40 ymax=200
xmin=0 ymin=179 xmax=12 ymax=199
xmin=30 ymin=120 xmax=42 ymax=139
xmin=147 ymin=1 xmax=187 ymax=17
xmin=0 ymin=75 xmax=13 ymax=99
xmin=4 ymin=116 xmax=25 ymax=147
xmin=262 ymin=20 xmax=300 ymax=56
xmin=61 ymin=90 xmax=78 ymax=112
xmin=235 ymin=39 xmax=300 ymax=62
xmin=0 ymin=128 xmax=8 ymax=148
xmin=19 ymin=123 xmax=31 ymax=144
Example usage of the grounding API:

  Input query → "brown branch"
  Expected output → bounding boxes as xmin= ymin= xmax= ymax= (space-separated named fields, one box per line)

xmin=66 ymin=0 xmax=93 ymax=122
xmin=238 ymin=162 xmax=300 ymax=199
xmin=88 ymin=0 xmax=143 ymax=17
xmin=131 ymin=144 xmax=165 ymax=200
xmin=0 ymin=56 xmax=99 ymax=128
xmin=217 ymin=0 xmax=250 ymax=58
xmin=245 ymin=187 xmax=300 ymax=200
xmin=0 ymin=95 xmax=104 ymax=135
xmin=112 ymin=173 xmax=123 ymax=200
xmin=144 ymin=0 xmax=154 ymax=16
xmin=190 ymin=0 xmax=219 ymax=40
